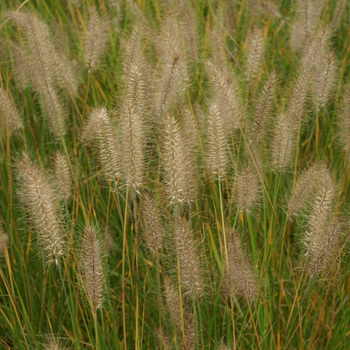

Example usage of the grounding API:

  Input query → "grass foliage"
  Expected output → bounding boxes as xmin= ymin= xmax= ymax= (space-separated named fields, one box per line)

xmin=0 ymin=0 xmax=350 ymax=349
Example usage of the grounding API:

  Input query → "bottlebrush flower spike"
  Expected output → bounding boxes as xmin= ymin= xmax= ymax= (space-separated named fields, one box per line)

xmin=0 ymin=226 xmax=9 ymax=257
xmin=0 ymin=87 xmax=23 ymax=137
xmin=15 ymin=153 xmax=65 ymax=267
xmin=162 ymin=114 xmax=195 ymax=206
xmin=8 ymin=11 xmax=67 ymax=138
xmin=288 ymin=162 xmax=324 ymax=217
xmin=142 ymin=193 xmax=164 ymax=257
xmin=175 ymin=216 xmax=204 ymax=299
xmin=338 ymin=84 xmax=350 ymax=155
xmin=302 ymin=167 xmax=341 ymax=277
xmin=121 ymin=63 xmax=146 ymax=193
xmin=311 ymin=49 xmax=338 ymax=111
xmin=224 ymin=229 xmax=258 ymax=301
xmin=84 ymin=7 xmax=110 ymax=71
xmin=155 ymin=15 xmax=189 ymax=120
xmin=80 ymin=224 xmax=106 ymax=312
xmin=249 ymin=70 xmax=277 ymax=146
xmin=234 ymin=168 xmax=261 ymax=213
xmin=206 ymin=102 xmax=229 ymax=179
xmin=245 ymin=27 xmax=265 ymax=85
xmin=53 ymin=151 xmax=73 ymax=202
xmin=85 ymin=107 xmax=121 ymax=186
xmin=205 ymin=60 xmax=243 ymax=132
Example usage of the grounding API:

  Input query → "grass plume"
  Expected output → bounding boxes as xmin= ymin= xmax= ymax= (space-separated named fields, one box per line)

xmin=141 ymin=193 xmax=163 ymax=257
xmin=79 ymin=224 xmax=106 ymax=312
xmin=162 ymin=114 xmax=195 ymax=206
xmin=53 ymin=151 xmax=72 ymax=202
xmin=15 ymin=153 xmax=65 ymax=267
xmin=84 ymin=7 xmax=110 ymax=71
xmin=0 ymin=87 xmax=22 ymax=137
xmin=175 ymin=216 xmax=204 ymax=299
xmin=224 ymin=229 xmax=258 ymax=301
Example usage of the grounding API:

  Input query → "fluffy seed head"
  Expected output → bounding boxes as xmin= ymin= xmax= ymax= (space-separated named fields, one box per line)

xmin=224 ymin=229 xmax=258 ymax=301
xmin=15 ymin=154 xmax=65 ymax=266
xmin=156 ymin=328 xmax=171 ymax=350
xmin=7 ymin=41 xmax=29 ymax=91
xmin=307 ymin=169 xmax=336 ymax=238
xmin=0 ymin=226 xmax=9 ymax=256
xmin=235 ymin=168 xmax=261 ymax=213
xmin=176 ymin=0 xmax=198 ymax=61
xmin=270 ymin=113 xmax=296 ymax=171
xmin=0 ymin=87 xmax=22 ymax=137
xmin=249 ymin=70 xmax=277 ymax=146
xmin=41 ymin=84 xmax=67 ymax=138
xmin=7 ymin=11 xmax=56 ymax=87
xmin=121 ymin=63 xmax=145 ymax=193
xmin=181 ymin=106 xmax=200 ymax=154
xmin=305 ymin=219 xmax=343 ymax=278
xmin=155 ymin=15 xmax=189 ymax=120
xmin=206 ymin=102 xmax=229 ymax=179
xmin=287 ymin=69 xmax=310 ymax=127
xmin=163 ymin=277 xmax=182 ymax=329
xmin=311 ymin=50 xmax=338 ymax=111
xmin=182 ymin=313 xmax=197 ymax=350
xmin=141 ymin=193 xmax=163 ymax=257
xmin=86 ymin=107 xmax=121 ymax=185
xmin=331 ymin=0 xmax=346 ymax=32
xmin=84 ymin=7 xmax=110 ymax=71
xmin=80 ymin=225 xmax=105 ymax=311
xmin=301 ymin=27 xmax=332 ymax=73
xmin=290 ymin=0 xmax=325 ymax=52
xmin=53 ymin=49 xmax=79 ymax=98
xmin=288 ymin=163 xmax=325 ymax=217
xmin=205 ymin=60 xmax=243 ymax=132
xmin=44 ymin=337 xmax=68 ymax=350
xmin=338 ymin=84 xmax=350 ymax=154
xmin=245 ymin=27 xmax=265 ymax=85
xmin=299 ymin=166 xmax=339 ymax=277
xmin=8 ymin=12 xmax=67 ymax=137
xmin=175 ymin=216 xmax=204 ymax=299
xmin=249 ymin=0 xmax=282 ymax=19
xmin=215 ymin=340 xmax=232 ymax=350
xmin=301 ymin=168 xmax=340 ymax=276
xmin=162 ymin=114 xmax=195 ymax=206
xmin=53 ymin=152 xmax=72 ymax=202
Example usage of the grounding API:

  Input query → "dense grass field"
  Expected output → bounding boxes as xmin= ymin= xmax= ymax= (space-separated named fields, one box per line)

xmin=0 ymin=0 xmax=350 ymax=349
